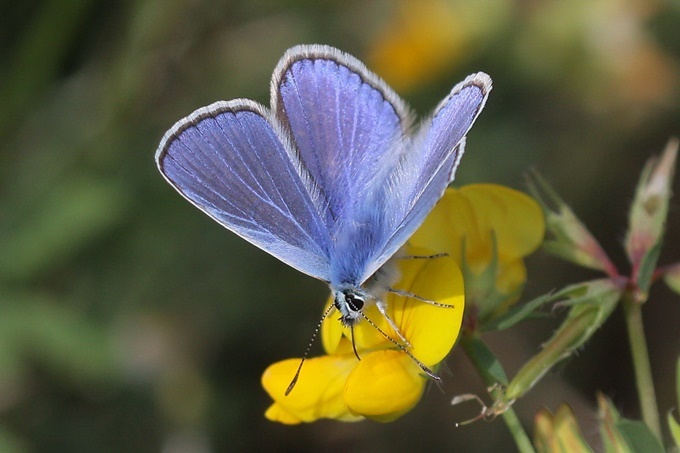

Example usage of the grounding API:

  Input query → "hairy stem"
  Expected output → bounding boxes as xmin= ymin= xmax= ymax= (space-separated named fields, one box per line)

xmin=461 ymin=335 xmax=536 ymax=453
xmin=622 ymin=292 xmax=661 ymax=440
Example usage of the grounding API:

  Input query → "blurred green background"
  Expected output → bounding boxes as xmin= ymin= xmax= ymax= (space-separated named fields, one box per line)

xmin=1 ymin=0 xmax=679 ymax=451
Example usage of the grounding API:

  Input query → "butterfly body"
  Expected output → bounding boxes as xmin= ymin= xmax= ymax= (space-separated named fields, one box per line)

xmin=156 ymin=44 xmax=491 ymax=329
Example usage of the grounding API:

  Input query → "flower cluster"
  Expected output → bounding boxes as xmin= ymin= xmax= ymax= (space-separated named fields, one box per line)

xmin=262 ymin=247 xmax=463 ymax=423
xmin=411 ymin=184 xmax=545 ymax=327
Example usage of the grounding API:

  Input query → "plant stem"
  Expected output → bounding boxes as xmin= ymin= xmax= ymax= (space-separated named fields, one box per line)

xmin=461 ymin=335 xmax=536 ymax=453
xmin=622 ymin=293 xmax=662 ymax=440
xmin=499 ymin=403 xmax=534 ymax=453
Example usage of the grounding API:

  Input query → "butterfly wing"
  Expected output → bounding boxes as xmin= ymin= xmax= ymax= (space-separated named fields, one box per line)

xmin=156 ymin=99 xmax=332 ymax=281
xmin=272 ymin=45 xmax=413 ymax=285
xmin=272 ymin=44 xmax=410 ymax=229
xmin=157 ymin=45 xmax=491 ymax=290
xmin=363 ymin=73 xmax=493 ymax=282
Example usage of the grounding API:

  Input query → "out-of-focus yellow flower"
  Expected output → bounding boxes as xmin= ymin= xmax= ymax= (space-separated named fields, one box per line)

xmin=410 ymin=184 xmax=545 ymax=324
xmin=514 ymin=0 xmax=678 ymax=119
xmin=262 ymin=247 xmax=464 ymax=424
xmin=366 ymin=0 xmax=511 ymax=92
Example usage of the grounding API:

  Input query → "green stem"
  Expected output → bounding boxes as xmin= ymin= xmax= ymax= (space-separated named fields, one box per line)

xmin=461 ymin=335 xmax=536 ymax=453
xmin=499 ymin=402 xmax=534 ymax=453
xmin=622 ymin=293 xmax=661 ymax=440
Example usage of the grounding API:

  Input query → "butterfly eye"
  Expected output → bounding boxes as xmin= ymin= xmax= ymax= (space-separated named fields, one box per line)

xmin=344 ymin=293 xmax=364 ymax=312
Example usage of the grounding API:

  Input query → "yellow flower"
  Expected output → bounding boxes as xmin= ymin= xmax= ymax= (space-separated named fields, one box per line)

xmin=262 ymin=247 xmax=464 ymax=424
xmin=366 ymin=0 xmax=511 ymax=92
xmin=514 ymin=0 xmax=678 ymax=120
xmin=410 ymin=184 xmax=545 ymax=323
xmin=261 ymin=184 xmax=542 ymax=423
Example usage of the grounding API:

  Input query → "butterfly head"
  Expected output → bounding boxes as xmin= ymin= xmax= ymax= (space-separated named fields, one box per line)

xmin=333 ymin=288 xmax=368 ymax=327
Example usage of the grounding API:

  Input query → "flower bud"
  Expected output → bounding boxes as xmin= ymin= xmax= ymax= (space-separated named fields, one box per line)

xmin=526 ymin=170 xmax=617 ymax=277
xmin=625 ymin=138 xmax=678 ymax=296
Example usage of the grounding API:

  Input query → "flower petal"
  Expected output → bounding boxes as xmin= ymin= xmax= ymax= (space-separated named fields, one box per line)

xmin=411 ymin=184 xmax=544 ymax=268
xmin=496 ymin=259 xmax=527 ymax=297
xmin=261 ymin=356 xmax=363 ymax=423
xmin=344 ymin=350 xmax=426 ymax=422
xmin=385 ymin=250 xmax=465 ymax=365
xmin=457 ymin=184 xmax=544 ymax=261
xmin=410 ymin=187 xmax=479 ymax=267
xmin=321 ymin=299 xmax=392 ymax=354
xmin=321 ymin=299 xmax=345 ymax=354
xmin=323 ymin=250 xmax=464 ymax=366
xmin=264 ymin=403 xmax=304 ymax=425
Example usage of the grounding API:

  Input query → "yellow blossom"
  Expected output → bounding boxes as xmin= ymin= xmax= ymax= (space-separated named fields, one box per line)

xmin=262 ymin=247 xmax=464 ymax=424
xmin=262 ymin=184 xmax=543 ymax=423
xmin=367 ymin=0 xmax=510 ymax=92
xmin=410 ymin=184 xmax=545 ymax=322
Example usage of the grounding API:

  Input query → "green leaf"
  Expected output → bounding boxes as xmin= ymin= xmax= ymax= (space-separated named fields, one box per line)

xmin=635 ymin=240 xmax=662 ymax=297
xmin=599 ymin=394 xmax=634 ymax=453
xmin=460 ymin=335 xmax=508 ymax=386
xmin=460 ymin=231 xmax=512 ymax=322
xmin=598 ymin=393 xmax=664 ymax=453
xmin=481 ymin=291 xmax=555 ymax=332
xmin=615 ymin=419 xmax=665 ymax=453
xmin=504 ymin=280 xmax=622 ymax=402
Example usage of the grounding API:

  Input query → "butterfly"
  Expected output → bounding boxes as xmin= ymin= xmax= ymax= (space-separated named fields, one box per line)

xmin=156 ymin=44 xmax=491 ymax=355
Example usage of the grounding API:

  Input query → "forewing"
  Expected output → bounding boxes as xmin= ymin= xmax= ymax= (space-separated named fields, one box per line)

xmin=365 ymin=73 xmax=493 ymax=280
xmin=156 ymin=100 xmax=332 ymax=281
xmin=272 ymin=44 xmax=410 ymax=226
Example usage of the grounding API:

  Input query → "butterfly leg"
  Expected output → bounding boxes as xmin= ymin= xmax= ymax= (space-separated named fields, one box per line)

xmin=375 ymin=299 xmax=412 ymax=347
xmin=388 ymin=288 xmax=455 ymax=309
xmin=398 ymin=252 xmax=448 ymax=260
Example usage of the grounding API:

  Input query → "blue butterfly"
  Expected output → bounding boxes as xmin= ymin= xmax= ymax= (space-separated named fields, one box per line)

xmin=156 ymin=43 xmax=491 ymax=345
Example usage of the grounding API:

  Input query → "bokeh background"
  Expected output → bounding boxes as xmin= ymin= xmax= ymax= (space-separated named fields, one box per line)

xmin=1 ymin=0 xmax=679 ymax=451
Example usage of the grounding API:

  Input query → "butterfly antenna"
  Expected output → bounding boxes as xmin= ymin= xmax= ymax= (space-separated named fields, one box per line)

xmin=358 ymin=311 xmax=441 ymax=382
xmin=350 ymin=325 xmax=361 ymax=361
xmin=285 ymin=303 xmax=336 ymax=396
